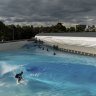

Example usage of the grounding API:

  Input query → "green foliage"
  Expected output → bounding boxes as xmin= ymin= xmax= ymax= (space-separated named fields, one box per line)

xmin=0 ymin=21 xmax=95 ymax=41
xmin=69 ymin=27 xmax=76 ymax=32
xmin=0 ymin=22 xmax=36 ymax=41
xmin=76 ymin=25 xmax=86 ymax=32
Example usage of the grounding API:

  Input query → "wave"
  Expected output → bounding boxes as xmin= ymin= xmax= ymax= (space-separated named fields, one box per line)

xmin=0 ymin=61 xmax=23 ymax=75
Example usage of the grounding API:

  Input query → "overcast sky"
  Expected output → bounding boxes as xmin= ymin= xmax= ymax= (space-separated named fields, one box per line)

xmin=0 ymin=0 xmax=96 ymax=26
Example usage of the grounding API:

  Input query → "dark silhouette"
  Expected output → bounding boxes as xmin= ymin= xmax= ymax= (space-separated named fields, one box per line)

xmin=47 ymin=48 xmax=49 ymax=51
xmin=53 ymin=52 xmax=56 ymax=55
xmin=42 ymin=47 xmax=44 ymax=50
xmin=15 ymin=71 xmax=23 ymax=83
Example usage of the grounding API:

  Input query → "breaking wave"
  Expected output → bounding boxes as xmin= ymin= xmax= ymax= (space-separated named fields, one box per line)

xmin=0 ymin=61 xmax=23 ymax=75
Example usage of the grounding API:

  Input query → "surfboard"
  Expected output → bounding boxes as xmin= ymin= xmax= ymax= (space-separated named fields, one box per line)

xmin=16 ymin=79 xmax=25 ymax=85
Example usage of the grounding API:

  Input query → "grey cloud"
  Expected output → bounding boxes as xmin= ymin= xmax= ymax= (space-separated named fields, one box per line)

xmin=0 ymin=0 xmax=96 ymax=25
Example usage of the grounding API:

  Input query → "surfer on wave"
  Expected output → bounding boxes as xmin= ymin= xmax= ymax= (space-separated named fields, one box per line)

xmin=15 ymin=71 xmax=23 ymax=83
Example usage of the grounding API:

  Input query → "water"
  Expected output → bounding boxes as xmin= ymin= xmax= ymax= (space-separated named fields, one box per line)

xmin=0 ymin=43 xmax=96 ymax=96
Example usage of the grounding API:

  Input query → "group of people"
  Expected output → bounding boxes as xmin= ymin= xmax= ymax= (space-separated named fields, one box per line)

xmin=41 ymin=47 xmax=56 ymax=55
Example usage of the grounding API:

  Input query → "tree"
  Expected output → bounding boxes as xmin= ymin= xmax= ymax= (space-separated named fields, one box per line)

xmin=76 ymin=25 xmax=86 ymax=32
xmin=53 ymin=23 xmax=66 ymax=32
xmin=69 ymin=27 xmax=76 ymax=32
xmin=0 ymin=21 xmax=6 ymax=40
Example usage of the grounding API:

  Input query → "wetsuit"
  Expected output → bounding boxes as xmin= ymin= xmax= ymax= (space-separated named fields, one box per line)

xmin=15 ymin=72 xmax=23 ymax=82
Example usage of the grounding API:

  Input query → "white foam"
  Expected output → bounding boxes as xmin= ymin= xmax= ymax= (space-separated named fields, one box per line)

xmin=0 ymin=83 xmax=5 ymax=86
xmin=0 ymin=61 xmax=22 ymax=75
xmin=36 ymin=36 xmax=96 ymax=48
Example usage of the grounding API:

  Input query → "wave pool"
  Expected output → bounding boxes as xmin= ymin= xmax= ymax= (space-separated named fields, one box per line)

xmin=0 ymin=42 xmax=96 ymax=96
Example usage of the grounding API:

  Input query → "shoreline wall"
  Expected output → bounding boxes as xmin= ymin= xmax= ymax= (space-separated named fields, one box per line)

xmin=36 ymin=36 xmax=96 ymax=56
xmin=37 ymin=32 xmax=96 ymax=37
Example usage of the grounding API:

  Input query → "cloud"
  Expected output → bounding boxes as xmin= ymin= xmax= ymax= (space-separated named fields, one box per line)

xmin=0 ymin=0 xmax=96 ymax=25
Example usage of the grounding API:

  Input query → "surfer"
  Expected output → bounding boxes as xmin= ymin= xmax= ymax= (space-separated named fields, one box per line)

xmin=15 ymin=71 xmax=23 ymax=83
xmin=53 ymin=52 xmax=56 ymax=55
xmin=47 ymin=48 xmax=49 ymax=51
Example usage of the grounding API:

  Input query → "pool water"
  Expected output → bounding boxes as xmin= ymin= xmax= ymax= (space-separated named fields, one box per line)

xmin=0 ymin=42 xmax=96 ymax=96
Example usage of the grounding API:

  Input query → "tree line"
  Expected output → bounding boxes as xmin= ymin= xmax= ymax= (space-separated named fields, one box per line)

xmin=0 ymin=21 xmax=39 ymax=41
xmin=0 ymin=21 xmax=95 ymax=41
